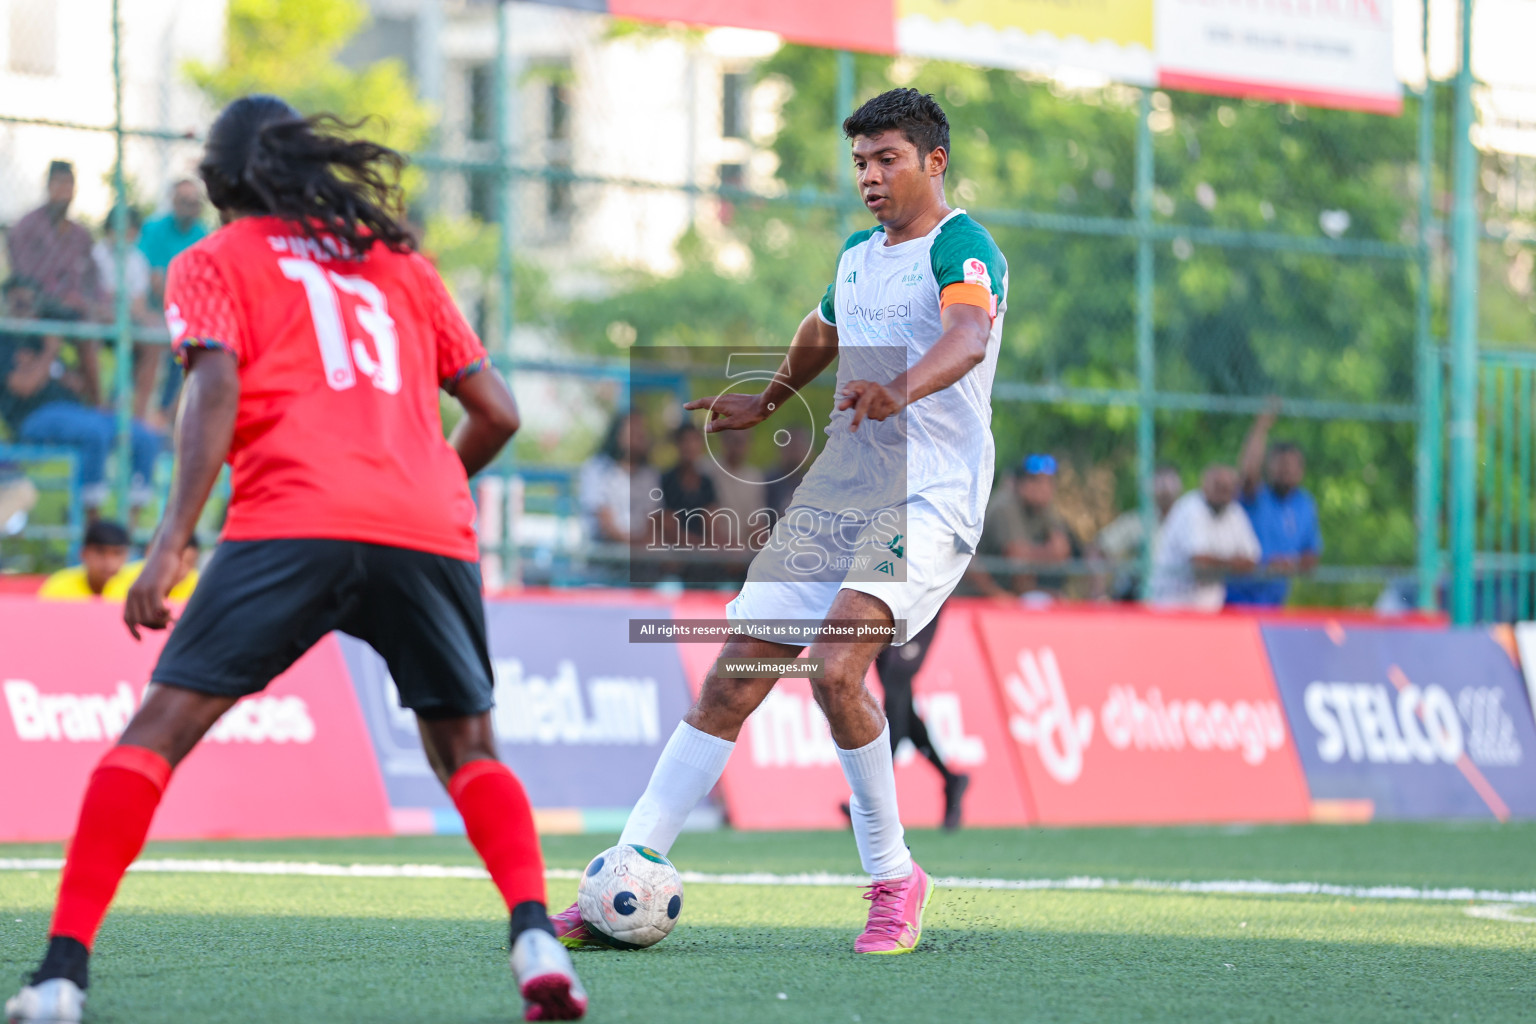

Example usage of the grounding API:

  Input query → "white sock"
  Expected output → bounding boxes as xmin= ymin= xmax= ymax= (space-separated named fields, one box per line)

xmin=618 ymin=722 xmax=734 ymax=855
xmin=837 ymin=723 xmax=912 ymax=881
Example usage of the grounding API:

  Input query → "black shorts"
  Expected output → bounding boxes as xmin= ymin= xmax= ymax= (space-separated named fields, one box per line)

xmin=153 ymin=538 xmax=494 ymax=718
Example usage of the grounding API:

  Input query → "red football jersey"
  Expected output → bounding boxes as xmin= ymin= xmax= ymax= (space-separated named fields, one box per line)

xmin=163 ymin=216 xmax=488 ymax=561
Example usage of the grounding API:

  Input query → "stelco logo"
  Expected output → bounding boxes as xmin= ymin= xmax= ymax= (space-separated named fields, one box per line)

xmin=2 ymin=680 xmax=315 ymax=745
xmin=1002 ymin=648 xmax=1289 ymax=785
xmin=1302 ymin=681 xmax=1522 ymax=767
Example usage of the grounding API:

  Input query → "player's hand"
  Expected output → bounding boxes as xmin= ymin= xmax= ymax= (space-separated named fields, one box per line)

xmin=124 ymin=545 xmax=181 ymax=640
xmin=684 ymin=391 xmax=770 ymax=433
xmin=837 ymin=380 xmax=905 ymax=432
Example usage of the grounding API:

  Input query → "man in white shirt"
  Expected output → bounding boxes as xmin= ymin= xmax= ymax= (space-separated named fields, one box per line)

xmin=1147 ymin=464 xmax=1260 ymax=611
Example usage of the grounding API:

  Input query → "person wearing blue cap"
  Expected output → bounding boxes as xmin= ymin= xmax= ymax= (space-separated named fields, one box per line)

xmin=961 ymin=453 xmax=1076 ymax=597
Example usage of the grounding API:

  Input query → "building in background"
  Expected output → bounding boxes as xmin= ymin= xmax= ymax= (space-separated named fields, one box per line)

xmin=0 ymin=0 xmax=225 ymax=229
xmin=352 ymin=0 xmax=782 ymax=294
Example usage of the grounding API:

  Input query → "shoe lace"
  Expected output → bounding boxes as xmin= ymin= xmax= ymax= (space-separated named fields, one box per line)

xmin=861 ymin=881 xmax=905 ymax=937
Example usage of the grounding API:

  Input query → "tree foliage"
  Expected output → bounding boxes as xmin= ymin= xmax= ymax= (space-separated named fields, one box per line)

xmin=186 ymin=0 xmax=432 ymax=157
xmin=563 ymin=43 xmax=1439 ymax=601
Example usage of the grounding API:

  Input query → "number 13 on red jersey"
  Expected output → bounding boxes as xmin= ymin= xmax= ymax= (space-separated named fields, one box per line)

xmin=279 ymin=257 xmax=402 ymax=394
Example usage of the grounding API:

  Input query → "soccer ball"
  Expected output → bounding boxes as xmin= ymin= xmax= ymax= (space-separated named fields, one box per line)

xmin=575 ymin=843 xmax=684 ymax=949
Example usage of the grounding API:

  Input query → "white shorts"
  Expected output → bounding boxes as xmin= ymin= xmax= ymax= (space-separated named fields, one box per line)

xmin=725 ymin=499 xmax=972 ymax=646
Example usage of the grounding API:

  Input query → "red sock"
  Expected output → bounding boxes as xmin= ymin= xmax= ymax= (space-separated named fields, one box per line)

xmin=50 ymin=745 xmax=171 ymax=950
xmin=449 ymin=760 xmax=546 ymax=910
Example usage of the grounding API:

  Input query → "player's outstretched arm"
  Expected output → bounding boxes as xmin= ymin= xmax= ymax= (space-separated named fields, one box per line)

xmin=685 ymin=310 xmax=838 ymax=432
xmin=839 ymin=302 xmax=991 ymax=430
xmin=449 ymin=365 xmax=521 ymax=477
xmin=125 ymin=347 xmax=239 ymax=639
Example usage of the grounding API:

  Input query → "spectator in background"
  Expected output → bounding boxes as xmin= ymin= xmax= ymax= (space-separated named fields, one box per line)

xmin=961 ymin=454 xmax=1075 ymax=598
xmin=1095 ymin=464 xmax=1184 ymax=600
xmin=1147 ymin=465 xmax=1260 ymax=611
xmin=1226 ymin=407 xmax=1322 ymax=607
xmin=139 ymin=179 xmax=209 ymax=307
xmin=37 ymin=519 xmax=130 ymax=599
xmin=578 ymin=410 xmax=659 ymax=546
xmin=103 ymin=533 xmax=200 ymax=602
xmin=764 ymin=425 xmax=812 ymax=521
xmin=0 ymin=277 xmax=162 ymax=516
xmin=6 ymin=162 xmax=100 ymax=322
xmin=706 ymin=428 xmax=769 ymax=552
xmin=92 ymin=206 xmax=164 ymax=423
xmin=658 ymin=422 xmax=716 ymax=548
xmin=5 ymin=161 xmax=101 ymax=404
xmin=140 ymin=179 xmax=209 ymax=416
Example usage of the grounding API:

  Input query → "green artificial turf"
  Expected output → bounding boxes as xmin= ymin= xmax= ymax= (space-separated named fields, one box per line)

xmin=2 ymin=824 xmax=1533 ymax=1023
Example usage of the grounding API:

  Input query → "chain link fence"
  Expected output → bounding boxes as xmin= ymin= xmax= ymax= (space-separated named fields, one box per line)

xmin=3 ymin=0 xmax=1531 ymax=616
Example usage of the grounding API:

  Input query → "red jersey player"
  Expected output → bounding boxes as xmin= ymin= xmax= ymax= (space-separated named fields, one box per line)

xmin=6 ymin=96 xmax=587 ymax=1023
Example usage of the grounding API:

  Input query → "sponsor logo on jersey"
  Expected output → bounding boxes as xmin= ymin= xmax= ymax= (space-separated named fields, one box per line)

xmin=901 ymin=260 xmax=924 ymax=287
xmin=962 ymin=257 xmax=993 ymax=292
xmin=885 ymin=534 xmax=905 ymax=559
xmin=845 ymin=270 xmax=857 ymax=283
xmin=874 ymin=560 xmax=895 ymax=575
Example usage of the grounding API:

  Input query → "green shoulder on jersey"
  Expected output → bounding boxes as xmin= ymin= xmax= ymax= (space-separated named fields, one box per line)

xmin=928 ymin=213 xmax=1006 ymax=305
xmin=818 ymin=226 xmax=882 ymax=325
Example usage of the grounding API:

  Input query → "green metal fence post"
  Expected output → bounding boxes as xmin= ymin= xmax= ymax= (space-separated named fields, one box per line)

xmin=495 ymin=0 xmax=516 ymax=359
xmin=1414 ymin=1 xmax=1441 ymax=612
xmin=1135 ymin=89 xmax=1156 ymax=591
xmin=1449 ymin=0 xmax=1479 ymax=623
xmin=110 ymin=0 xmax=134 ymax=522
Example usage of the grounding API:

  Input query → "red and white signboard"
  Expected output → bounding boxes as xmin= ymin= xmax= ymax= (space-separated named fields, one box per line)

xmin=0 ymin=599 xmax=392 ymax=842
xmin=1156 ymin=0 xmax=1400 ymax=114
xmin=973 ymin=608 xmax=1312 ymax=826
xmin=672 ymin=594 xmax=1032 ymax=830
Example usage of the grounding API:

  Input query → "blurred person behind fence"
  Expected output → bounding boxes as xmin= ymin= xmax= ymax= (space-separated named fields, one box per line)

xmin=140 ymin=179 xmax=210 ymax=417
xmin=37 ymin=520 xmax=131 ymax=599
xmin=103 ymin=533 xmax=201 ymax=602
xmin=960 ymin=454 xmax=1075 ymax=599
xmin=1095 ymin=464 xmax=1183 ymax=601
xmin=0 ymin=276 xmax=162 ymax=516
xmin=1225 ymin=407 xmax=1321 ymax=608
xmin=92 ymin=207 xmax=164 ymax=424
xmin=1147 ymin=464 xmax=1260 ymax=611
xmin=578 ymin=410 xmax=659 ymax=546
xmin=6 ymin=161 xmax=102 ymax=403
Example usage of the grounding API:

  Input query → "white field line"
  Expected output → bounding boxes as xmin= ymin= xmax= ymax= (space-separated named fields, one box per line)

xmin=0 ymin=858 xmax=1533 ymax=906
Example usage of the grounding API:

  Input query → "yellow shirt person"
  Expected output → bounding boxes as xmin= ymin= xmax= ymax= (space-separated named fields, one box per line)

xmin=103 ymin=561 xmax=200 ymax=602
xmin=39 ymin=524 xmax=202 ymax=602
xmin=37 ymin=521 xmax=130 ymax=600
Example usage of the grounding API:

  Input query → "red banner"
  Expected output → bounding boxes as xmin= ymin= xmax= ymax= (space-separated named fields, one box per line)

xmin=673 ymin=594 xmax=1031 ymax=830
xmin=973 ymin=608 xmax=1311 ymax=826
xmin=610 ymin=0 xmax=896 ymax=54
xmin=0 ymin=599 xmax=391 ymax=842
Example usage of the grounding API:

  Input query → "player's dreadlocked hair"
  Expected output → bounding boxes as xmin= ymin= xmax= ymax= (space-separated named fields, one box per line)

xmin=842 ymin=88 xmax=950 ymax=172
xmin=198 ymin=94 xmax=414 ymax=257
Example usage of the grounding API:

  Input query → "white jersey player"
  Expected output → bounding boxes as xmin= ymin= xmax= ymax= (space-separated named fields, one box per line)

xmin=556 ymin=87 xmax=1008 ymax=955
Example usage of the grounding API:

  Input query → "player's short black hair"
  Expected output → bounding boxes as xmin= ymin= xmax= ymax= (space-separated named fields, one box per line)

xmin=842 ymin=89 xmax=950 ymax=168
xmin=47 ymin=160 xmax=73 ymax=181
xmin=84 ymin=520 xmax=130 ymax=549
xmin=1271 ymin=441 xmax=1304 ymax=460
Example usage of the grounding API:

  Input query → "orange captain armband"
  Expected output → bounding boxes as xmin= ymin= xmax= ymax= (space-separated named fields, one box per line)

xmin=940 ymin=281 xmax=996 ymax=318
